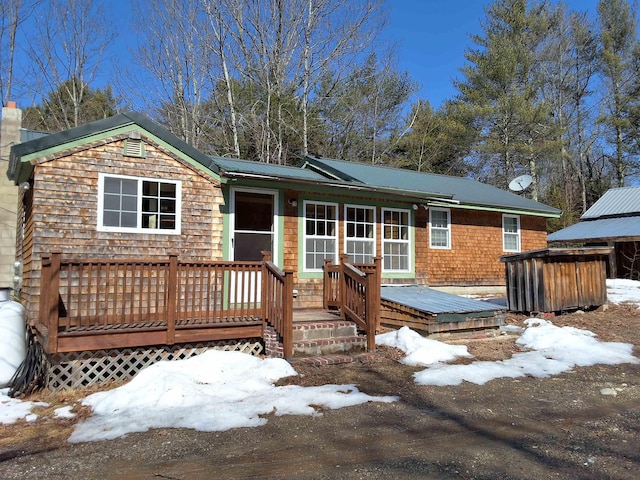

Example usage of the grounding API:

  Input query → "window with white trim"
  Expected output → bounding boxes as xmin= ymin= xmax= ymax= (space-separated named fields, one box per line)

xmin=98 ymin=173 xmax=181 ymax=234
xmin=429 ymin=207 xmax=451 ymax=249
xmin=345 ymin=205 xmax=375 ymax=264
xmin=303 ymin=201 xmax=338 ymax=271
xmin=503 ymin=214 xmax=521 ymax=252
xmin=382 ymin=208 xmax=411 ymax=271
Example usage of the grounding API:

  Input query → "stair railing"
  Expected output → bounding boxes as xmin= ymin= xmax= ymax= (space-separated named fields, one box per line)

xmin=322 ymin=255 xmax=380 ymax=352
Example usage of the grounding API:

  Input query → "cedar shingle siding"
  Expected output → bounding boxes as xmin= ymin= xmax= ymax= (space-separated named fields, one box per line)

xmin=21 ymin=135 xmax=223 ymax=322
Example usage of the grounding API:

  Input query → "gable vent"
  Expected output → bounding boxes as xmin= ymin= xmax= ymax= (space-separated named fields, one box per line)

xmin=123 ymin=138 xmax=145 ymax=158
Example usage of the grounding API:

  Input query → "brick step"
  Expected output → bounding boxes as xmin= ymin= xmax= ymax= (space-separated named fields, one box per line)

xmin=293 ymin=320 xmax=359 ymax=343
xmin=293 ymin=335 xmax=367 ymax=356
xmin=289 ymin=352 xmax=377 ymax=367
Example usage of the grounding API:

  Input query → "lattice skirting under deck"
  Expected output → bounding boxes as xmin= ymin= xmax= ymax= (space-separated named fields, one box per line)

xmin=46 ymin=339 xmax=264 ymax=391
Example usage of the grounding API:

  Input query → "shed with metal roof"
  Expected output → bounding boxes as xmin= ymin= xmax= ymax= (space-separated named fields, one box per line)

xmin=548 ymin=186 xmax=640 ymax=279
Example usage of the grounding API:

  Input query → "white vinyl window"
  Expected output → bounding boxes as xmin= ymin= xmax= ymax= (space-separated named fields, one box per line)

xmin=98 ymin=173 xmax=181 ymax=234
xmin=503 ymin=214 xmax=521 ymax=252
xmin=382 ymin=208 xmax=411 ymax=272
xmin=303 ymin=201 xmax=338 ymax=271
xmin=345 ymin=205 xmax=375 ymax=264
xmin=430 ymin=207 xmax=451 ymax=249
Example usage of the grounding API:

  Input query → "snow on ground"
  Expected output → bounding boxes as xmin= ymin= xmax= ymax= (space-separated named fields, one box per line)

xmin=0 ymin=388 xmax=47 ymax=424
xmin=607 ymin=278 xmax=640 ymax=305
xmin=1 ymin=280 xmax=640 ymax=442
xmin=399 ymin=318 xmax=638 ymax=387
xmin=69 ymin=350 xmax=397 ymax=443
xmin=376 ymin=327 xmax=473 ymax=366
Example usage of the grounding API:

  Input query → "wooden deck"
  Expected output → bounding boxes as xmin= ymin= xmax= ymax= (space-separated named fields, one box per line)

xmin=35 ymin=251 xmax=380 ymax=358
xmin=37 ymin=251 xmax=292 ymax=355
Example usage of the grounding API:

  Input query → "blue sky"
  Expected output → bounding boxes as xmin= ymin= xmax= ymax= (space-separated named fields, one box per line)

xmin=385 ymin=0 xmax=602 ymax=108
xmin=8 ymin=0 xmax=609 ymax=111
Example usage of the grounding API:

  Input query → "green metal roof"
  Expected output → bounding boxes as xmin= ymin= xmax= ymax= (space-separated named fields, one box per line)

xmin=209 ymin=155 xmax=455 ymax=202
xmin=302 ymin=156 xmax=561 ymax=217
xmin=8 ymin=111 xmax=221 ymax=184
xmin=209 ymin=156 xmax=328 ymax=182
xmin=8 ymin=111 xmax=561 ymax=218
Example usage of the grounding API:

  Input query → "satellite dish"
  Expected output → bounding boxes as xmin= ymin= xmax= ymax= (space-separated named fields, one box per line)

xmin=508 ymin=174 xmax=532 ymax=192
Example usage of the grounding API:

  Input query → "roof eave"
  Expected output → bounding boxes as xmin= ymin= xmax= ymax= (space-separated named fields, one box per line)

xmin=430 ymin=199 xmax=561 ymax=218
xmin=219 ymin=170 xmax=456 ymax=202
xmin=8 ymin=111 xmax=221 ymax=185
xmin=301 ymin=155 xmax=361 ymax=182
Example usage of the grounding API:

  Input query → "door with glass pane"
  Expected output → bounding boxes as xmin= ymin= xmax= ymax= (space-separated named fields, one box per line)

xmin=230 ymin=190 xmax=277 ymax=303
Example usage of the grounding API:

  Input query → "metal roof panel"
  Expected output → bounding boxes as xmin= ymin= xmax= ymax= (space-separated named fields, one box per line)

xmin=20 ymin=128 xmax=48 ymax=143
xmin=381 ymin=285 xmax=504 ymax=314
xmin=209 ymin=156 xmax=329 ymax=182
xmin=582 ymin=186 xmax=640 ymax=219
xmin=304 ymin=156 xmax=560 ymax=216
xmin=547 ymin=216 xmax=640 ymax=242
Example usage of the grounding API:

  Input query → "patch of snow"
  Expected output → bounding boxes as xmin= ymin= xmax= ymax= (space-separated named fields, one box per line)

xmin=607 ymin=279 xmax=640 ymax=305
xmin=54 ymin=405 xmax=76 ymax=419
xmin=376 ymin=326 xmax=472 ymax=366
xmin=69 ymin=350 xmax=397 ymax=443
xmin=0 ymin=388 xmax=48 ymax=424
xmin=381 ymin=319 xmax=638 ymax=387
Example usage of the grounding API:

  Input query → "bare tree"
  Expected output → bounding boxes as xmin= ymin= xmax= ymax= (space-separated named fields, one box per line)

xmin=0 ymin=0 xmax=41 ymax=104
xmin=133 ymin=0 xmax=388 ymax=164
xmin=24 ymin=0 xmax=114 ymax=129
xmin=200 ymin=0 xmax=241 ymax=158
xmin=538 ymin=6 xmax=601 ymax=220
xmin=297 ymin=0 xmax=386 ymax=156
xmin=130 ymin=0 xmax=214 ymax=150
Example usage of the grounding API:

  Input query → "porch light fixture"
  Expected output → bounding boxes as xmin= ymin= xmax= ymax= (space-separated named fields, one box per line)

xmin=412 ymin=204 xmax=418 ymax=210
xmin=288 ymin=198 xmax=298 ymax=207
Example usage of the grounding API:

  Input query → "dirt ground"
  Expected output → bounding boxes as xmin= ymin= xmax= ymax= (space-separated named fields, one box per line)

xmin=1 ymin=304 xmax=640 ymax=480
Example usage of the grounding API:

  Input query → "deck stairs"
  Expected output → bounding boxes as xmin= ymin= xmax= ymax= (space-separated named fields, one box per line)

xmin=292 ymin=309 xmax=367 ymax=356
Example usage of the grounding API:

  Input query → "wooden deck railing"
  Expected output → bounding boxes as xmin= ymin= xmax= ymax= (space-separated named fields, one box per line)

xmin=262 ymin=252 xmax=294 ymax=358
xmin=323 ymin=255 xmax=381 ymax=352
xmin=38 ymin=250 xmax=293 ymax=355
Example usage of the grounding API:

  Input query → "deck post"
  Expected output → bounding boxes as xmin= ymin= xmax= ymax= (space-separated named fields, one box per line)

xmin=373 ymin=256 xmax=382 ymax=331
xmin=283 ymin=270 xmax=294 ymax=358
xmin=38 ymin=254 xmax=52 ymax=352
xmin=261 ymin=251 xmax=271 ymax=324
xmin=323 ymin=258 xmax=332 ymax=310
xmin=47 ymin=250 xmax=61 ymax=353
xmin=166 ymin=253 xmax=178 ymax=345
xmin=364 ymin=270 xmax=376 ymax=352
xmin=339 ymin=254 xmax=349 ymax=317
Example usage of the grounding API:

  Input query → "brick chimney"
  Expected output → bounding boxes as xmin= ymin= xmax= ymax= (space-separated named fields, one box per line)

xmin=0 ymin=101 xmax=22 ymax=288
xmin=0 ymin=101 xmax=22 ymax=162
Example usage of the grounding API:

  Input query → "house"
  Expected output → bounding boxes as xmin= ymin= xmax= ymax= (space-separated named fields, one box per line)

xmin=547 ymin=186 xmax=640 ymax=279
xmin=6 ymin=111 xmax=560 ymax=388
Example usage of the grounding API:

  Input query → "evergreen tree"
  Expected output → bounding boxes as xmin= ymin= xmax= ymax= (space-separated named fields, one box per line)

xmin=315 ymin=52 xmax=417 ymax=165
xmin=395 ymin=100 xmax=472 ymax=176
xmin=455 ymin=0 xmax=557 ymax=200
xmin=22 ymin=79 xmax=118 ymax=132
xmin=597 ymin=0 xmax=640 ymax=185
